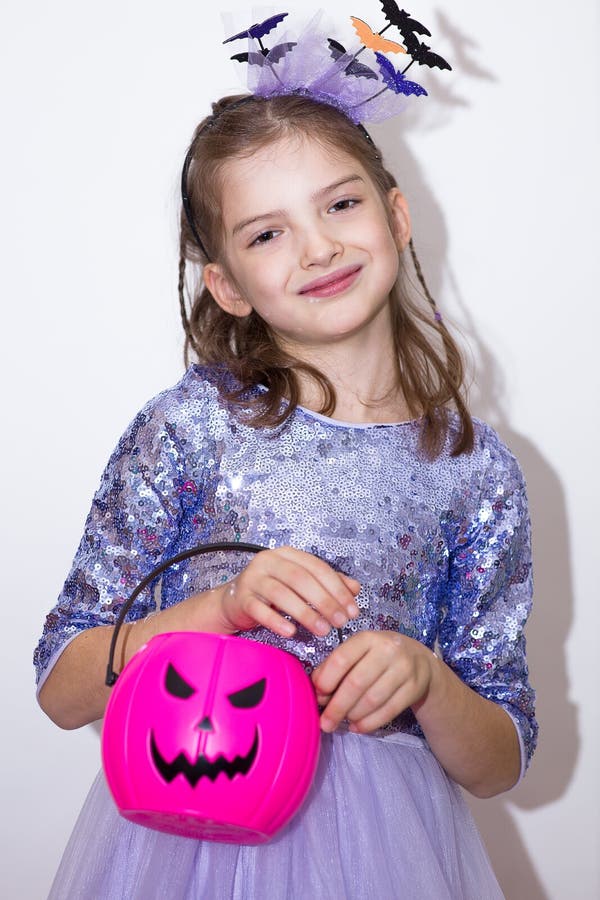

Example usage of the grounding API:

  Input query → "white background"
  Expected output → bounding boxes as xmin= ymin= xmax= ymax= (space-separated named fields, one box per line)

xmin=1 ymin=1 xmax=598 ymax=897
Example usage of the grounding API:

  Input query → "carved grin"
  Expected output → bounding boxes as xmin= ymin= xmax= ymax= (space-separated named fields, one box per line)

xmin=150 ymin=728 xmax=259 ymax=787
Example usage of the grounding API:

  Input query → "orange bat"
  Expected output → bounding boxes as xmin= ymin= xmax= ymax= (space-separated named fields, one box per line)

xmin=350 ymin=16 xmax=407 ymax=54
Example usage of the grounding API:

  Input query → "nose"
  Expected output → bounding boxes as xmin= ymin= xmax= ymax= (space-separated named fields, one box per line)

xmin=196 ymin=716 xmax=214 ymax=732
xmin=300 ymin=223 xmax=343 ymax=269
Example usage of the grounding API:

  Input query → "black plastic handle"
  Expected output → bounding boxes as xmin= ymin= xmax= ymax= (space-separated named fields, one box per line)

xmin=105 ymin=541 xmax=267 ymax=686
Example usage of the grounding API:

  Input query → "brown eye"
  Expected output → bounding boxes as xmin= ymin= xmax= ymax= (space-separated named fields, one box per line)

xmin=330 ymin=198 xmax=360 ymax=213
xmin=251 ymin=230 xmax=280 ymax=247
xmin=227 ymin=678 xmax=266 ymax=708
xmin=165 ymin=663 xmax=196 ymax=699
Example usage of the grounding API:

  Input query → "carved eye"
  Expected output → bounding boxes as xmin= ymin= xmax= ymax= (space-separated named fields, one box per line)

xmin=165 ymin=663 xmax=196 ymax=699
xmin=227 ymin=678 xmax=266 ymax=708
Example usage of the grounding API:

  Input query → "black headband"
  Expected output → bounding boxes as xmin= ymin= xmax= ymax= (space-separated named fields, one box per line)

xmin=180 ymin=95 xmax=380 ymax=262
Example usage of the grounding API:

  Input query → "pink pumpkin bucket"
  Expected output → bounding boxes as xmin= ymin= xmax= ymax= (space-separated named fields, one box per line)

xmin=101 ymin=542 xmax=321 ymax=844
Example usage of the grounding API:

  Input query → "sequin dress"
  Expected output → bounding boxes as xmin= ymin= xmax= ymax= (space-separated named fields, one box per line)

xmin=35 ymin=364 xmax=537 ymax=900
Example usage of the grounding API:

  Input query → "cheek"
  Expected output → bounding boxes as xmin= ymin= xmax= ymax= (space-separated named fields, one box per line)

xmin=375 ymin=229 xmax=401 ymax=286
xmin=238 ymin=264 xmax=285 ymax=303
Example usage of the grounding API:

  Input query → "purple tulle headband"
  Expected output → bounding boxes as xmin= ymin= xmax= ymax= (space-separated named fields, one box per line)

xmin=182 ymin=6 xmax=452 ymax=259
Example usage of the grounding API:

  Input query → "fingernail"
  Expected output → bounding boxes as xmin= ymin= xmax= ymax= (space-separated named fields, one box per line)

xmin=315 ymin=618 xmax=330 ymax=635
xmin=333 ymin=611 xmax=347 ymax=627
xmin=321 ymin=717 xmax=334 ymax=732
xmin=347 ymin=603 xmax=360 ymax=617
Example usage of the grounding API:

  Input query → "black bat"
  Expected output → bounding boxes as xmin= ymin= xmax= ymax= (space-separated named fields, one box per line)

xmin=327 ymin=38 xmax=378 ymax=80
xmin=378 ymin=1 xmax=431 ymax=38
xmin=231 ymin=49 xmax=270 ymax=62
xmin=403 ymin=30 xmax=452 ymax=71
xmin=223 ymin=12 xmax=288 ymax=44
xmin=231 ymin=43 xmax=296 ymax=66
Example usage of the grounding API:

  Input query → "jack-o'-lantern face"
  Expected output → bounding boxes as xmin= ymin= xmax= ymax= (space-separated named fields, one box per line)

xmin=150 ymin=664 xmax=265 ymax=787
xmin=102 ymin=632 xmax=320 ymax=843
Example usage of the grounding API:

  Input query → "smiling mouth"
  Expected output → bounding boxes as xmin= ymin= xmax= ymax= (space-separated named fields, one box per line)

xmin=299 ymin=266 xmax=362 ymax=298
xmin=150 ymin=729 xmax=259 ymax=788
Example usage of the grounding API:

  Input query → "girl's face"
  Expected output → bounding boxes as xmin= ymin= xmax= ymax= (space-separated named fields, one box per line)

xmin=203 ymin=134 xmax=410 ymax=350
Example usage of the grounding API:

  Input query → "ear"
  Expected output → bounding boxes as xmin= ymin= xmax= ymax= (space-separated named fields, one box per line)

xmin=203 ymin=262 xmax=253 ymax=318
xmin=386 ymin=188 xmax=411 ymax=252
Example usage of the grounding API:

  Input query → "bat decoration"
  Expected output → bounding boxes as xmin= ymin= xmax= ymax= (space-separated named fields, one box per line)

xmin=327 ymin=38 xmax=378 ymax=80
xmin=375 ymin=52 xmax=427 ymax=96
xmin=378 ymin=1 xmax=431 ymax=39
xmin=402 ymin=31 xmax=452 ymax=72
xmin=223 ymin=13 xmax=289 ymax=44
xmin=231 ymin=43 xmax=296 ymax=66
xmin=350 ymin=16 xmax=407 ymax=54
xmin=231 ymin=50 xmax=269 ymax=62
xmin=217 ymin=9 xmax=450 ymax=124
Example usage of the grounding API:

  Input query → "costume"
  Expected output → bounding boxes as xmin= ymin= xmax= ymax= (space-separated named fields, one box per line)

xmin=35 ymin=365 xmax=536 ymax=899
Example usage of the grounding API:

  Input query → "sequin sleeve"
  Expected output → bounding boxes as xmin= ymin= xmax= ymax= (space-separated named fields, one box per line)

xmin=33 ymin=390 xmax=191 ymax=689
xmin=438 ymin=427 xmax=538 ymax=779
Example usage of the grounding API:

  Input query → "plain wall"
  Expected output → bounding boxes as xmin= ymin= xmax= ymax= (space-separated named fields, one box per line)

xmin=2 ymin=1 xmax=598 ymax=897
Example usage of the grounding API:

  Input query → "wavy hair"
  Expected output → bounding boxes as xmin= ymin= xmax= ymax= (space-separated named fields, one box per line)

xmin=178 ymin=93 xmax=473 ymax=457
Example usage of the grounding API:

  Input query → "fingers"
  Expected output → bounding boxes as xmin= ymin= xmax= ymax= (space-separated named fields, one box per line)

xmin=240 ymin=591 xmax=297 ymax=638
xmin=320 ymin=670 xmax=408 ymax=734
xmin=347 ymin=685 xmax=413 ymax=734
xmin=221 ymin=546 xmax=362 ymax=638
xmin=313 ymin=632 xmax=431 ymax=733
xmin=341 ymin=572 xmax=363 ymax=593
xmin=243 ymin=573 xmax=334 ymax=637
xmin=312 ymin=635 xmax=375 ymax=731
xmin=275 ymin=547 xmax=361 ymax=617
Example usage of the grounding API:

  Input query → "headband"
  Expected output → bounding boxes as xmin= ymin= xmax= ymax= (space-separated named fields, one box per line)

xmin=182 ymin=6 xmax=451 ymax=260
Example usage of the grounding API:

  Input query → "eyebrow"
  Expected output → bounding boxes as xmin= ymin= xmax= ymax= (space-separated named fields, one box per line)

xmin=231 ymin=175 xmax=366 ymax=237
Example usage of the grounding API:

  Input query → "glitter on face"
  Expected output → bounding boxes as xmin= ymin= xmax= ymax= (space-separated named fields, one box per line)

xmin=34 ymin=365 xmax=537 ymax=767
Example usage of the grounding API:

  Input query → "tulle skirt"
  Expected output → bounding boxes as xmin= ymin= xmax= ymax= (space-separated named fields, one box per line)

xmin=48 ymin=731 xmax=503 ymax=899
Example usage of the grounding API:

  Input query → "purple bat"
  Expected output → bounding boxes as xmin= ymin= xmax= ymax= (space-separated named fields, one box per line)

xmin=223 ymin=12 xmax=289 ymax=44
xmin=375 ymin=52 xmax=427 ymax=96
xmin=231 ymin=43 xmax=297 ymax=66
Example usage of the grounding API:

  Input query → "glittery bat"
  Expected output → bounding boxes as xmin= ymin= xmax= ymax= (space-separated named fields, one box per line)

xmin=223 ymin=12 xmax=289 ymax=44
xmin=378 ymin=1 xmax=431 ymax=39
xmin=375 ymin=52 xmax=427 ymax=96
xmin=231 ymin=43 xmax=296 ymax=65
xmin=402 ymin=31 xmax=452 ymax=71
xmin=327 ymin=38 xmax=378 ymax=79
xmin=350 ymin=17 xmax=407 ymax=54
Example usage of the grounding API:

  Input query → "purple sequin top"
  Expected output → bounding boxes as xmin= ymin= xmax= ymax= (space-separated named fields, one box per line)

xmin=34 ymin=365 xmax=537 ymax=771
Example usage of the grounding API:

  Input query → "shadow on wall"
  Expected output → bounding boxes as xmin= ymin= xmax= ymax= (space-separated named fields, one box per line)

xmin=448 ymin=265 xmax=577 ymax=900
xmin=369 ymin=13 xmax=578 ymax=899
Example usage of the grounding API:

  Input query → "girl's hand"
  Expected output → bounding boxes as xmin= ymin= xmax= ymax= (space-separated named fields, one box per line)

xmin=311 ymin=630 xmax=438 ymax=734
xmin=217 ymin=546 xmax=361 ymax=638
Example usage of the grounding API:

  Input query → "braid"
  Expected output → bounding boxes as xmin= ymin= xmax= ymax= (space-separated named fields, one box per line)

xmin=178 ymin=250 xmax=194 ymax=367
xmin=408 ymin=239 xmax=442 ymax=323
xmin=406 ymin=238 xmax=474 ymax=455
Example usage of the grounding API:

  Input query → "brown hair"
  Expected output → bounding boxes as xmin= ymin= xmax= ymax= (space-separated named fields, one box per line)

xmin=178 ymin=92 xmax=474 ymax=457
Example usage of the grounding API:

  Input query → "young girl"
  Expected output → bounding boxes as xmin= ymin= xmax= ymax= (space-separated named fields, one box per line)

xmin=35 ymin=11 xmax=536 ymax=899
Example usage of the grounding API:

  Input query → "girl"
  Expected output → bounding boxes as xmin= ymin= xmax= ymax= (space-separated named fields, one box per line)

xmin=35 ymin=11 xmax=536 ymax=899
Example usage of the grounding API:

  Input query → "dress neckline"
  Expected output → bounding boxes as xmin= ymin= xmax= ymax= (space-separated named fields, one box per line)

xmin=252 ymin=382 xmax=421 ymax=430
xmin=295 ymin=402 xmax=422 ymax=430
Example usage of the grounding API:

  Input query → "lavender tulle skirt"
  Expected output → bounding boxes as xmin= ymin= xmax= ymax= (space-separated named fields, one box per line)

xmin=48 ymin=731 xmax=503 ymax=899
